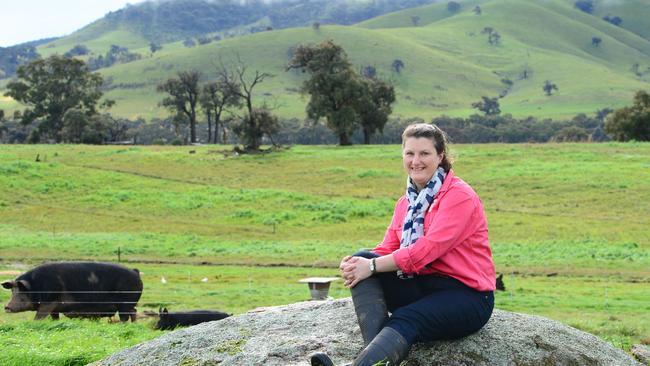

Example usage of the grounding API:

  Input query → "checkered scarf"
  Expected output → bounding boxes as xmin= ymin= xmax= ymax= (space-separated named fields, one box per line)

xmin=397 ymin=167 xmax=446 ymax=279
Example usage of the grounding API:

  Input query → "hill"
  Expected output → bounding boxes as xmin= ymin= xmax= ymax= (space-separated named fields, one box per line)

xmin=8 ymin=0 xmax=436 ymax=61
xmin=2 ymin=0 xmax=650 ymax=121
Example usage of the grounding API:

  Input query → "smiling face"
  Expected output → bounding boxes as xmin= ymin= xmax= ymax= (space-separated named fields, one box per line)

xmin=402 ymin=137 xmax=443 ymax=190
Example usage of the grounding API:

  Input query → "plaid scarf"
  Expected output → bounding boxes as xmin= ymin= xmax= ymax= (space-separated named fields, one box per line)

xmin=397 ymin=167 xmax=446 ymax=279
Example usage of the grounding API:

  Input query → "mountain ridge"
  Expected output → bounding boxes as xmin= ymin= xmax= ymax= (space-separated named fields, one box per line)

xmin=2 ymin=0 xmax=650 ymax=120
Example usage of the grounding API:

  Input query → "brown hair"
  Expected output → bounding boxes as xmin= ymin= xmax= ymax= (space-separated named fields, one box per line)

xmin=402 ymin=123 xmax=452 ymax=172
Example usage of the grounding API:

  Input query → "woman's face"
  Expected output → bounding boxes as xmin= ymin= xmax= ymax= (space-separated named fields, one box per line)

xmin=402 ymin=137 xmax=443 ymax=190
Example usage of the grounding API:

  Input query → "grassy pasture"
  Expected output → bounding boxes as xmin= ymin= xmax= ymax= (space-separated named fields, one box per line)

xmin=0 ymin=143 xmax=649 ymax=365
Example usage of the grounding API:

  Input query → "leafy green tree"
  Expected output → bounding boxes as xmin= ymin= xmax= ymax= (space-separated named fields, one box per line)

xmin=543 ymin=80 xmax=558 ymax=96
xmin=481 ymin=27 xmax=501 ymax=45
xmin=149 ymin=42 xmax=162 ymax=54
xmin=232 ymin=106 xmax=280 ymax=148
xmin=553 ymin=126 xmax=589 ymax=142
xmin=287 ymin=39 xmax=366 ymax=145
xmin=88 ymin=45 xmax=141 ymax=70
xmin=157 ymin=70 xmax=202 ymax=143
xmin=471 ymin=96 xmax=501 ymax=116
xmin=200 ymin=78 xmax=240 ymax=143
xmin=410 ymin=15 xmax=420 ymax=26
xmin=603 ymin=15 xmax=622 ymax=26
xmin=473 ymin=6 xmax=482 ymax=15
xmin=596 ymin=107 xmax=613 ymax=122
xmin=0 ymin=44 xmax=40 ymax=78
xmin=61 ymin=109 xmax=111 ymax=144
xmin=591 ymin=37 xmax=602 ymax=47
xmin=605 ymin=90 xmax=650 ymax=141
xmin=4 ymin=55 xmax=111 ymax=142
xmin=358 ymin=79 xmax=395 ymax=144
xmin=64 ymin=45 xmax=90 ymax=57
xmin=447 ymin=1 xmax=461 ymax=12
xmin=574 ymin=0 xmax=594 ymax=14
xmin=391 ymin=59 xmax=405 ymax=73
xmin=361 ymin=65 xmax=376 ymax=79
xmin=198 ymin=36 xmax=213 ymax=45
xmin=61 ymin=108 xmax=89 ymax=143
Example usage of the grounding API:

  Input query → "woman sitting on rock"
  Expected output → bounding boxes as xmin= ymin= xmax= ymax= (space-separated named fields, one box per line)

xmin=311 ymin=123 xmax=496 ymax=366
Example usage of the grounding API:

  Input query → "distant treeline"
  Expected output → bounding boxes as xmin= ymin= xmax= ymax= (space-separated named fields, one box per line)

xmin=276 ymin=113 xmax=611 ymax=145
xmin=0 ymin=112 xmax=611 ymax=145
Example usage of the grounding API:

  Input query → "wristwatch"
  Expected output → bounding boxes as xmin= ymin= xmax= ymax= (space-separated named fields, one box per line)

xmin=369 ymin=258 xmax=377 ymax=274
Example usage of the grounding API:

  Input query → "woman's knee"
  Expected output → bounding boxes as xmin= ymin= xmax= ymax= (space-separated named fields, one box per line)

xmin=351 ymin=250 xmax=379 ymax=259
xmin=387 ymin=290 xmax=494 ymax=343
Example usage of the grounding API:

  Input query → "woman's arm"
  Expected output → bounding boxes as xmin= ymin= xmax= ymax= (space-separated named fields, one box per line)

xmin=340 ymin=254 xmax=398 ymax=288
xmin=392 ymin=189 xmax=477 ymax=274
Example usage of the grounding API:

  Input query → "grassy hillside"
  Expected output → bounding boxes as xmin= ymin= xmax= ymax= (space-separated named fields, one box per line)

xmin=590 ymin=0 xmax=650 ymax=40
xmin=0 ymin=143 xmax=648 ymax=365
xmin=1 ymin=0 xmax=650 ymax=121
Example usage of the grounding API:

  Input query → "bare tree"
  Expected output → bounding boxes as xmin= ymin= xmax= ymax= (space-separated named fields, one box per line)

xmin=216 ymin=57 xmax=273 ymax=150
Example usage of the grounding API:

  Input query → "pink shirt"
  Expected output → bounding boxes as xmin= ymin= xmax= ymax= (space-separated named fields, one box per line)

xmin=372 ymin=169 xmax=496 ymax=291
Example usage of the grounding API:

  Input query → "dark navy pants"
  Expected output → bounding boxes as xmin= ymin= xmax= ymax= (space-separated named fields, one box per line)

xmin=354 ymin=251 xmax=494 ymax=344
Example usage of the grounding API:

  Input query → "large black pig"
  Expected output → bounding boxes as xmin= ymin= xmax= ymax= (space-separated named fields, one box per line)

xmin=2 ymin=262 xmax=143 ymax=321
xmin=155 ymin=307 xmax=230 ymax=330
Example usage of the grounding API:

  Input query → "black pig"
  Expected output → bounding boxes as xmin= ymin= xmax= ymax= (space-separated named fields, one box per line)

xmin=2 ymin=262 xmax=143 ymax=321
xmin=155 ymin=307 xmax=230 ymax=330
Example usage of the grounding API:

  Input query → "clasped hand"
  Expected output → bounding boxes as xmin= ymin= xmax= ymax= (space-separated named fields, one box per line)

xmin=339 ymin=255 xmax=371 ymax=288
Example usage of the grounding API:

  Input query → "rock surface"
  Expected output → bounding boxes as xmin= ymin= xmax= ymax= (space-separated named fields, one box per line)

xmin=93 ymin=298 xmax=641 ymax=366
xmin=632 ymin=344 xmax=650 ymax=365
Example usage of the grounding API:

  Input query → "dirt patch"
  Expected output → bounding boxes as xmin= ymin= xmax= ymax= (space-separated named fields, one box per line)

xmin=0 ymin=271 xmax=21 ymax=276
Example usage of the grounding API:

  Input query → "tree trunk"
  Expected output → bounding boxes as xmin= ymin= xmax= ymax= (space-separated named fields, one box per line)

xmin=214 ymin=120 xmax=219 ymax=144
xmin=190 ymin=110 xmax=197 ymax=143
xmin=206 ymin=109 xmax=213 ymax=144
xmin=339 ymin=132 xmax=351 ymax=146
xmin=363 ymin=129 xmax=371 ymax=144
xmin=248 ymin=115 xmax=259 ymax=151
xmin=214 ymin=109 xmax=222 ymax=144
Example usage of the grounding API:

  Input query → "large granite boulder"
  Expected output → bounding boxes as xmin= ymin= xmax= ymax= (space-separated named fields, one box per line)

xmin=93 ymin=298 xmax=640 ymax=366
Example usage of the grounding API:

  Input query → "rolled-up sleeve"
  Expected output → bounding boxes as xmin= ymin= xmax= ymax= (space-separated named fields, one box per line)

xmin=392 ymin=190 xmax=475 ymax=274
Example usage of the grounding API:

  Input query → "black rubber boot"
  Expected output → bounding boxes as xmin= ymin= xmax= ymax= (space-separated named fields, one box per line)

xmin=352 ymin=327 xmax=410 ymax=366
xmin=310 ymin=352 xmax=335 ymax=366
xmin=351 ymin=277 xmax=389 ymax=346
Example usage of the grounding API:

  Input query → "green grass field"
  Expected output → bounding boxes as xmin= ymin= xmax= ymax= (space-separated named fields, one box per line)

xmin=0 ymin=143 xmax=648 ymax=365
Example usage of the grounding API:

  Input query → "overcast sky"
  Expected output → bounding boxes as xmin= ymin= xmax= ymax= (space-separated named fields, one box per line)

xmin=0 ymin=0 xmax=148 ymax=47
